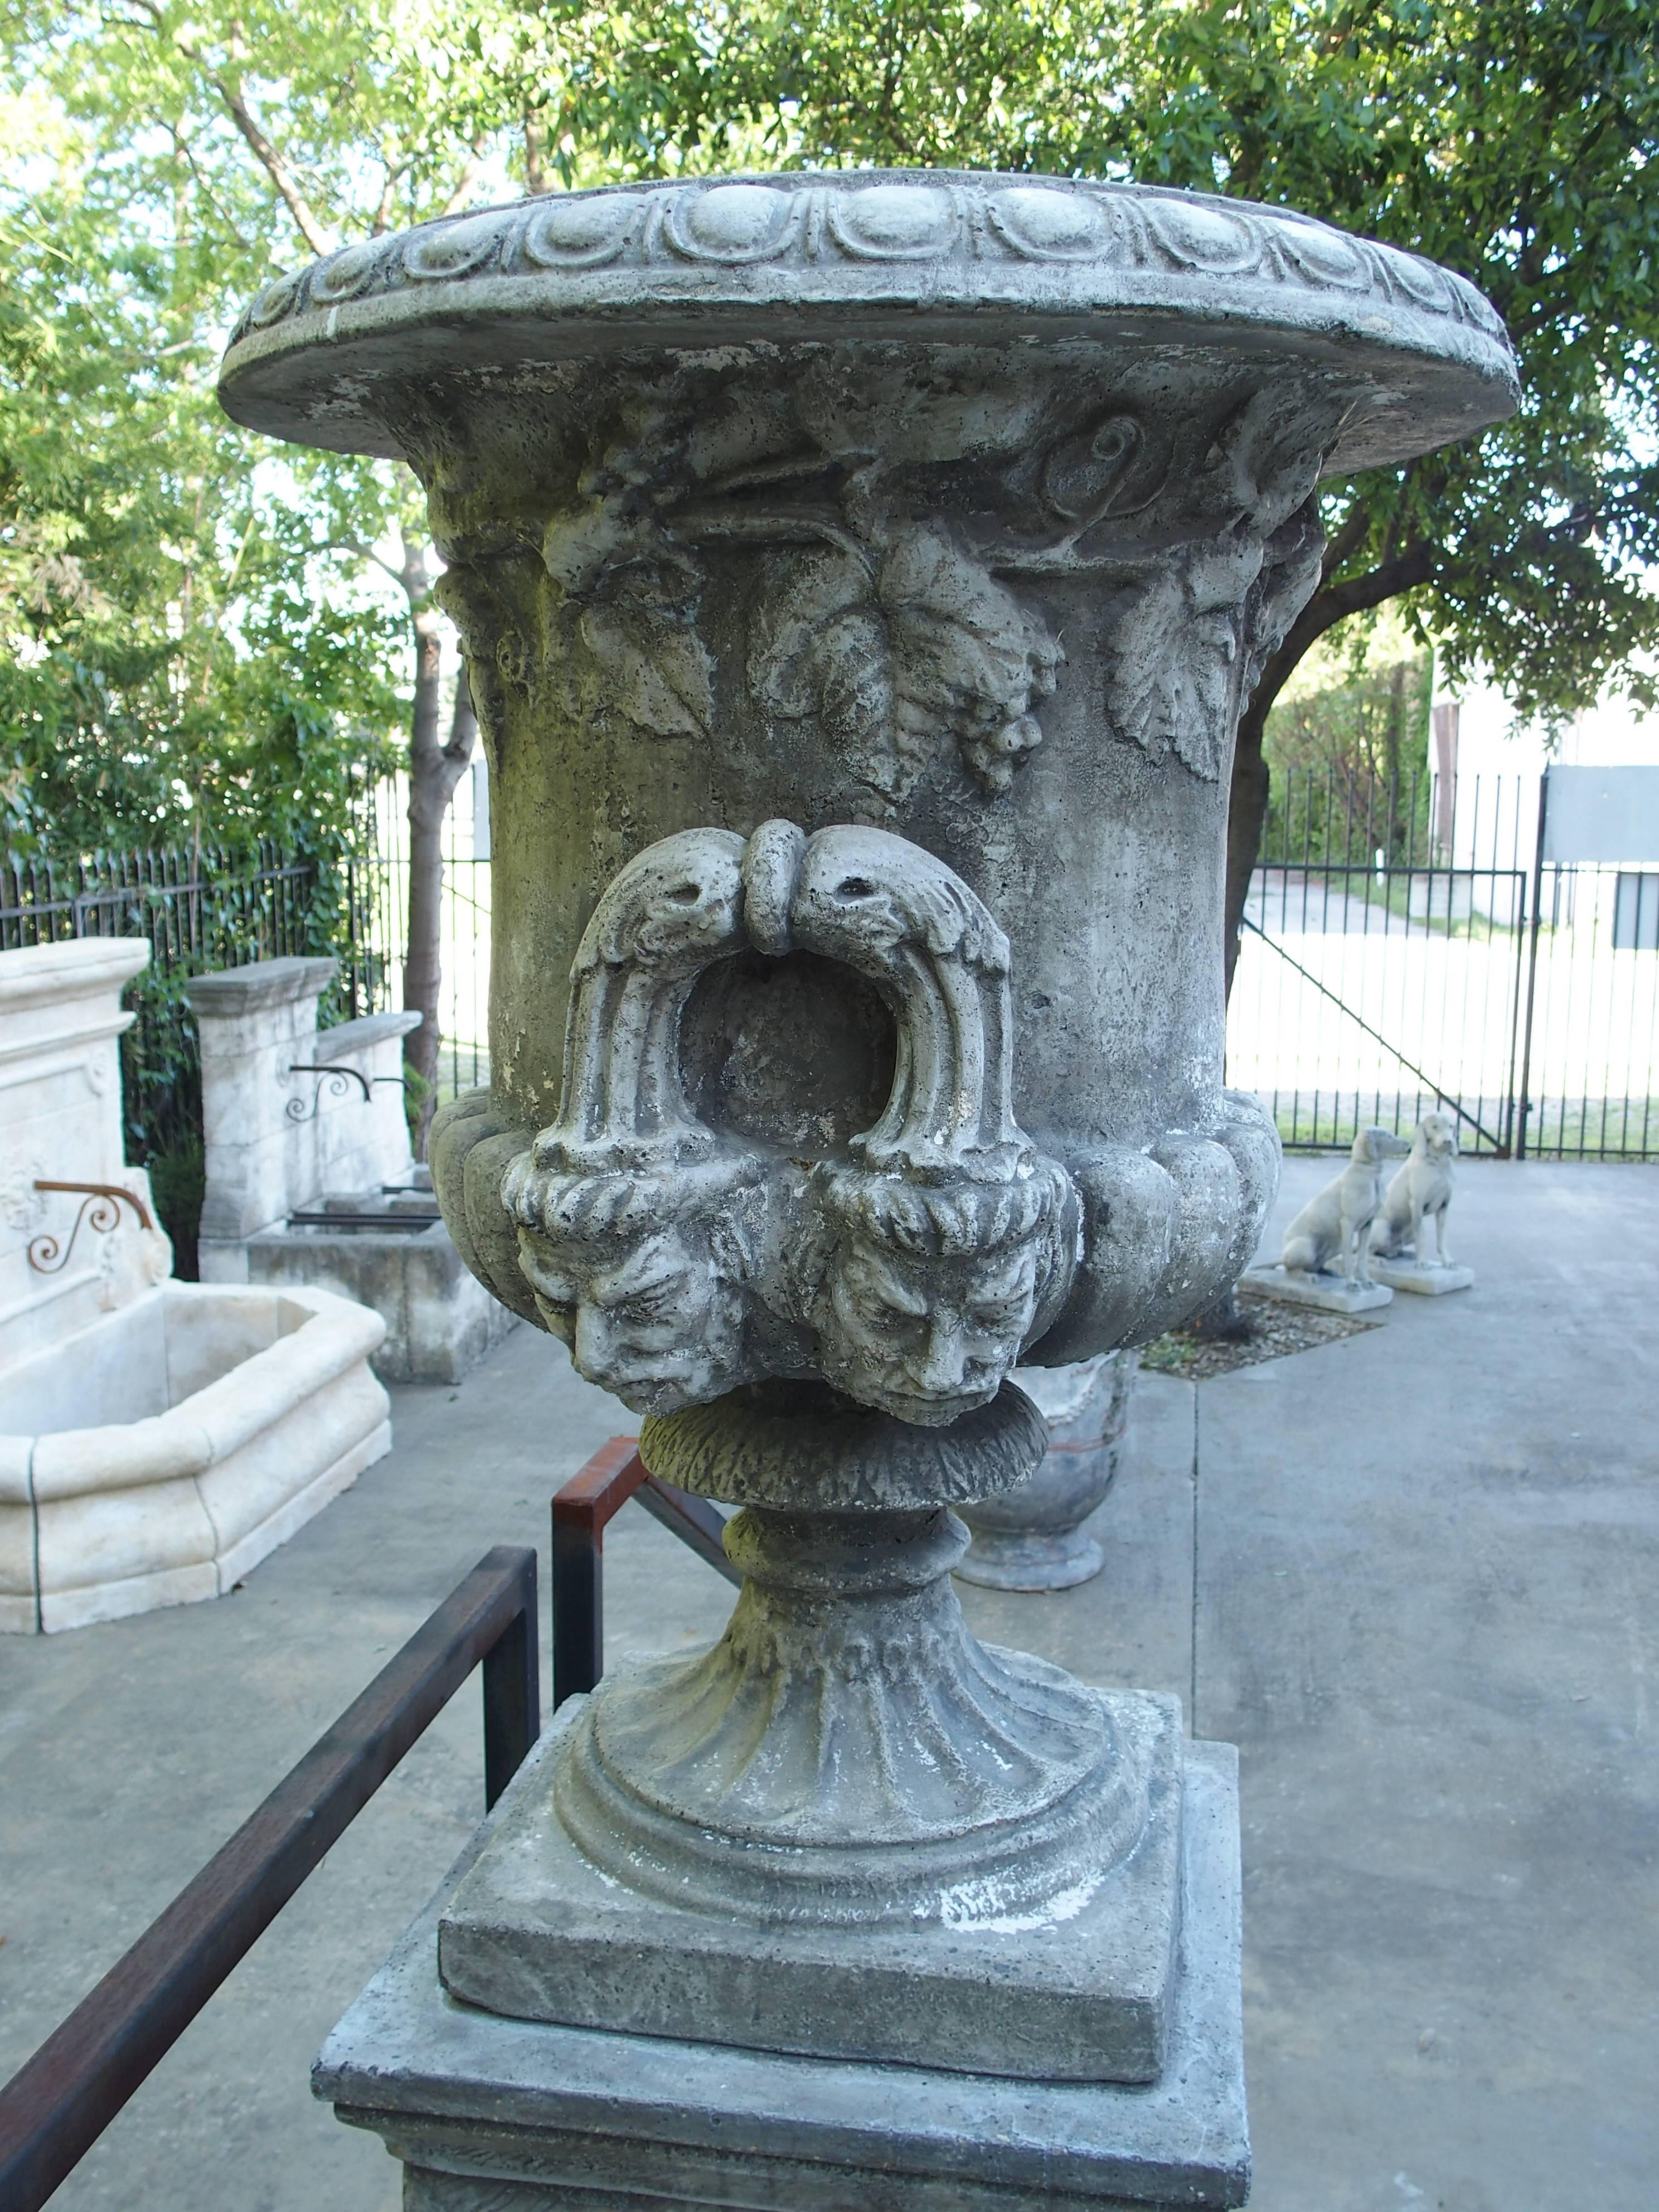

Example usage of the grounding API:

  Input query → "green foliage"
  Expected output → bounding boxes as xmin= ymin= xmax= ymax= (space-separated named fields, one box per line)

xmin=0 ymin=52 xmax=409 ymax=861
xmin=144 ymin=1133 xmax=205 ymax=1278
xmin=1264 ymin=651 xmax=1434 ymax=863
xmin=4 ymin=0 xmax=1656 ymax=871
xmin=502 ymin=0 xmax=1659 ymax=726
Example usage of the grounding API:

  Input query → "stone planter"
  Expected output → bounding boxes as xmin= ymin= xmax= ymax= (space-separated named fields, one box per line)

xmin=958 ymin=1350 xmax=1138 ymax=1589
xmin=1 ymin=936 xmax=392 ymax=1633
xmin=220 ymin=169 xmax=1515 ymax=2207
xmin=188 ymin=956 xmax=520 ymax=1381
xmin=1 ymin=1282 xmax=390 ymax=1634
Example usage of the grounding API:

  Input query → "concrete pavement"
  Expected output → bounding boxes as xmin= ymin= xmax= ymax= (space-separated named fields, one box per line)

xmin=1 ymin=1158 xmax=1654 ymax=2210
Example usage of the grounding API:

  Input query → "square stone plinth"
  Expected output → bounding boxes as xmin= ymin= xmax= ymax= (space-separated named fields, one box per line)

xmin=317 ymin=1741 xmax=1247 ymax=2212
xmin=1243 ymin=1265 xmax=1393 ymax=1314
xmin=436 ymin=1690 xmax=1183 ymax=2084
xmin=1369 ymin=1258 xmax=1475 ymax=1296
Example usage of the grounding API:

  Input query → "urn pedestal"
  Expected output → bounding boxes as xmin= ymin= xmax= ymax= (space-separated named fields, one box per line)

xmin=220 ymin=168 xmax=1515 ymax=2208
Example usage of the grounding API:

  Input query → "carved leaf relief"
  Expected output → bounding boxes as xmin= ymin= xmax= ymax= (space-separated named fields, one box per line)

xmin=752 ymin=525 xmax=1061 ymax=799
xmin=1093 ymin=389 xmax=1332 ymax=781
xmin=1244 ymin=501 xmax=1327 ymax=700
xmin=532 ymin=377 xmax=1331 ymax=789
xmin=543 ymin=445 xmax=716 ymax=743
xmin=1100 ymin=544 xmax=1263 ymax=784
xmin=579 ymin=573 xmax=715 ymax=741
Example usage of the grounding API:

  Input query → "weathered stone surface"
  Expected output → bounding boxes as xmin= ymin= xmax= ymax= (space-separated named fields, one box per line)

xmin=440 ymin=1682 xmax=1182 ymax=2082
xmin=3 ymin=1279 xmax=391 ymax=1633
xmin=435 ymin=1394 xmax=1183 ymax=2069
xmin=190 ymin=955 xmax=420 ymax=1255
xmin=184 ymin=954 xmax=338 ymax=1022
xmin=1241 ymin=1265 xmax=1393 ymax=1316
xmin=494 ymin=821 xmax=1079 ymax=1424
xmin=1370 ymin=1257 xmax=1474 ymax=1296
xmin=220 ymin=168 xmax=1513 ymax=2196
xmin=1 ymin=937 xmax=391 ymax=1633
xmin=247 ymin=1218 xmax=518 ymax=1384
xmin=0 ymin=936 xmax=164 ymax=1373
xmin=638 ymin=1376 xmax=1049 ymax=1510
xmin=321 ymin=1737 xmax=1248 ymax=2210
xmin=190 ymin=954 xmax=515 ymax=1380
xmin=220 ymin=172 xmax=1517 ymax=1408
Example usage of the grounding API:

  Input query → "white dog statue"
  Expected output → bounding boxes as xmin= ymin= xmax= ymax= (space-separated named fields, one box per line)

xmin=1279 ymin=1126 xmax=1412 ymax=1284
xmin=1371 ymin=1110 xmax=1459 ymax=1267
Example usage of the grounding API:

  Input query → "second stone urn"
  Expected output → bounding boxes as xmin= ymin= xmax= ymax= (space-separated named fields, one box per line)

xmin=220 ymin=167 xmax=1517 ymax=2203
xmin=959 ymin=1351 xmax=1139 ymax=1590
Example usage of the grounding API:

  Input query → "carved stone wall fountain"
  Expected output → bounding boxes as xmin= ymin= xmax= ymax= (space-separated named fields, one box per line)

xmin=219 ymin=171 xmax=1515 ymax=2207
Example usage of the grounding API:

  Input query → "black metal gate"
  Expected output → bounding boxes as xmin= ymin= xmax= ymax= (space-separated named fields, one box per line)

xmin=1228 ymin=769 xmax=1659 ymax=1161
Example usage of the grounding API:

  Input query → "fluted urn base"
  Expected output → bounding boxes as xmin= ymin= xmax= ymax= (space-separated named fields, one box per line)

xmin=556 ymin=1503 xmax=1147 ymax=1927
xmin=438 ymin=1385 xmax=1186 ymax=2083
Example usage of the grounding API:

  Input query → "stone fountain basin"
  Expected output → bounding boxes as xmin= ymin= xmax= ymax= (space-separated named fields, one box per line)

xmin=0 ymin=1283 xmax=390 ymax=1634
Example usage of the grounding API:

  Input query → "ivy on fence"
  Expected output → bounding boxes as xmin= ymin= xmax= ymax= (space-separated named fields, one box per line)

xmin=1 ymin=840 xmax=383 ymax=1273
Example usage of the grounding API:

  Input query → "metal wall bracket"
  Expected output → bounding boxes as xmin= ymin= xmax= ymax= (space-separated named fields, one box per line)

xmin=27 ymin=1181 xmax=155 ymax=1274
xmin=284 ymin=1063 xmax=372 ymax=1122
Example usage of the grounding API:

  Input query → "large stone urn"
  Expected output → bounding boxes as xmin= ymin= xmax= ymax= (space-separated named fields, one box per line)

xmin=220 ymin=171 xmax=1515 ymax=2208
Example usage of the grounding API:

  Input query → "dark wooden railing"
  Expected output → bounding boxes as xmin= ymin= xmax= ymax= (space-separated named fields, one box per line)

xmin=0 ymin=1547 xmax=538 ymax=2212
xmin=551 ymin=1439 xmax=738 ymax=1710
xmin=0 ymin=1437 xmax=740 ymax=2210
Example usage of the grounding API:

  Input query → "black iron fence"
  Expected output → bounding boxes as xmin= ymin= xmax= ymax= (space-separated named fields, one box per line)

xmin=0 ymin=841 xmax=315 ymax=962
xmin=347 ymin=772 xmax=491 ymax=1101
xmin=354 ymin=759 xmax=1659 ymax=1164
xmin=1228 ymin=768 xmax=1659 ymax=1160
xmin=0 ymin=1546 xmax=539 ymax=2212
xmin=12 ymin=765 xmax=1657 ymax=1183
xmin=1 ymin=842 xmax=351 ymax=1268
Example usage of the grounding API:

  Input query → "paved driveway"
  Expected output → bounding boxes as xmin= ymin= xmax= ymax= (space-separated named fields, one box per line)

xmin=1 ymin=1158 xmax=1654 ymax=2211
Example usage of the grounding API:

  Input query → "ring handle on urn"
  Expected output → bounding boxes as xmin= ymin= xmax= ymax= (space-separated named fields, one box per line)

xmin=499 ymin=820 xmax=1080 ymax=1427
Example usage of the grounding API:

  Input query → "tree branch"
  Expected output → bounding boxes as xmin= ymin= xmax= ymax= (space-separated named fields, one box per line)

xmin=523 ymin=109 xmax=551 ymax=195
xmin=440 ymin=140 xmax=488 ymax=218
xmin=176 ymin=133 xmax=255 ymax=251
xmin=370 ymin=158 xmax=405 ymax=237
xmin=328 ymin=536 xmax=413 ymax=592
xmin=202 ymin=70 xmax=336 ymax=254
xmin=139 ymin=2 xmax=337 ymax=255
xmin=1249 ymin=537 xmax=1439 ymax=736
xmin=441 ymin=661 xmax=478 ymax=770
xmin=1320 ymin=497 xmax=1371 ymax=584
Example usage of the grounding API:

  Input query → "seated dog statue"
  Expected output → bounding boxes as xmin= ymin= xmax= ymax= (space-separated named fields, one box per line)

xmin=1279 ymin=1126 xmax=1411 ymax=1284
xmin=1371 ymin=1110 xmax=1459 ymax=1267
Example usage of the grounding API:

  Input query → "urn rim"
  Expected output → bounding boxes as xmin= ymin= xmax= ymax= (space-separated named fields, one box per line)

xmin=216 ymin=168 xmax=1519 ymax=472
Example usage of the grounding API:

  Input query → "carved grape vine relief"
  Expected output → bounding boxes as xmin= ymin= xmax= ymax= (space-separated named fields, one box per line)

xmin=511 ymin=374 xmax=1336 ymax=797
xmin=534 ymin=413 xmax=1067 ymax=797
xmin=750 ymin=525 xmax=1061 ymax=798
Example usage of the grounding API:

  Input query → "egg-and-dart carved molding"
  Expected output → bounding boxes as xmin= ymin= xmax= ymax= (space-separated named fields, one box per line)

xmin=230 ymin=174 xmax=1511 ymax=358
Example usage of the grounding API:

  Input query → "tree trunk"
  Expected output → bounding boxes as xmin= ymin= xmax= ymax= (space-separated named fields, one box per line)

xmin=1220 ymin=525 xmax=1435 ymax=1000
xmin=524 ymin=110 xmax=551 ymax=195
xmin=400 ymin=532 xmax=477 ymax=1156
xmin=1225 ymin=687 xmax=1274 ymax=1003
xmin=1385 ymin=657 xmax=1406 ymax=856
xmin=1204 ymin=527 xmax=1437 ymax=1328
